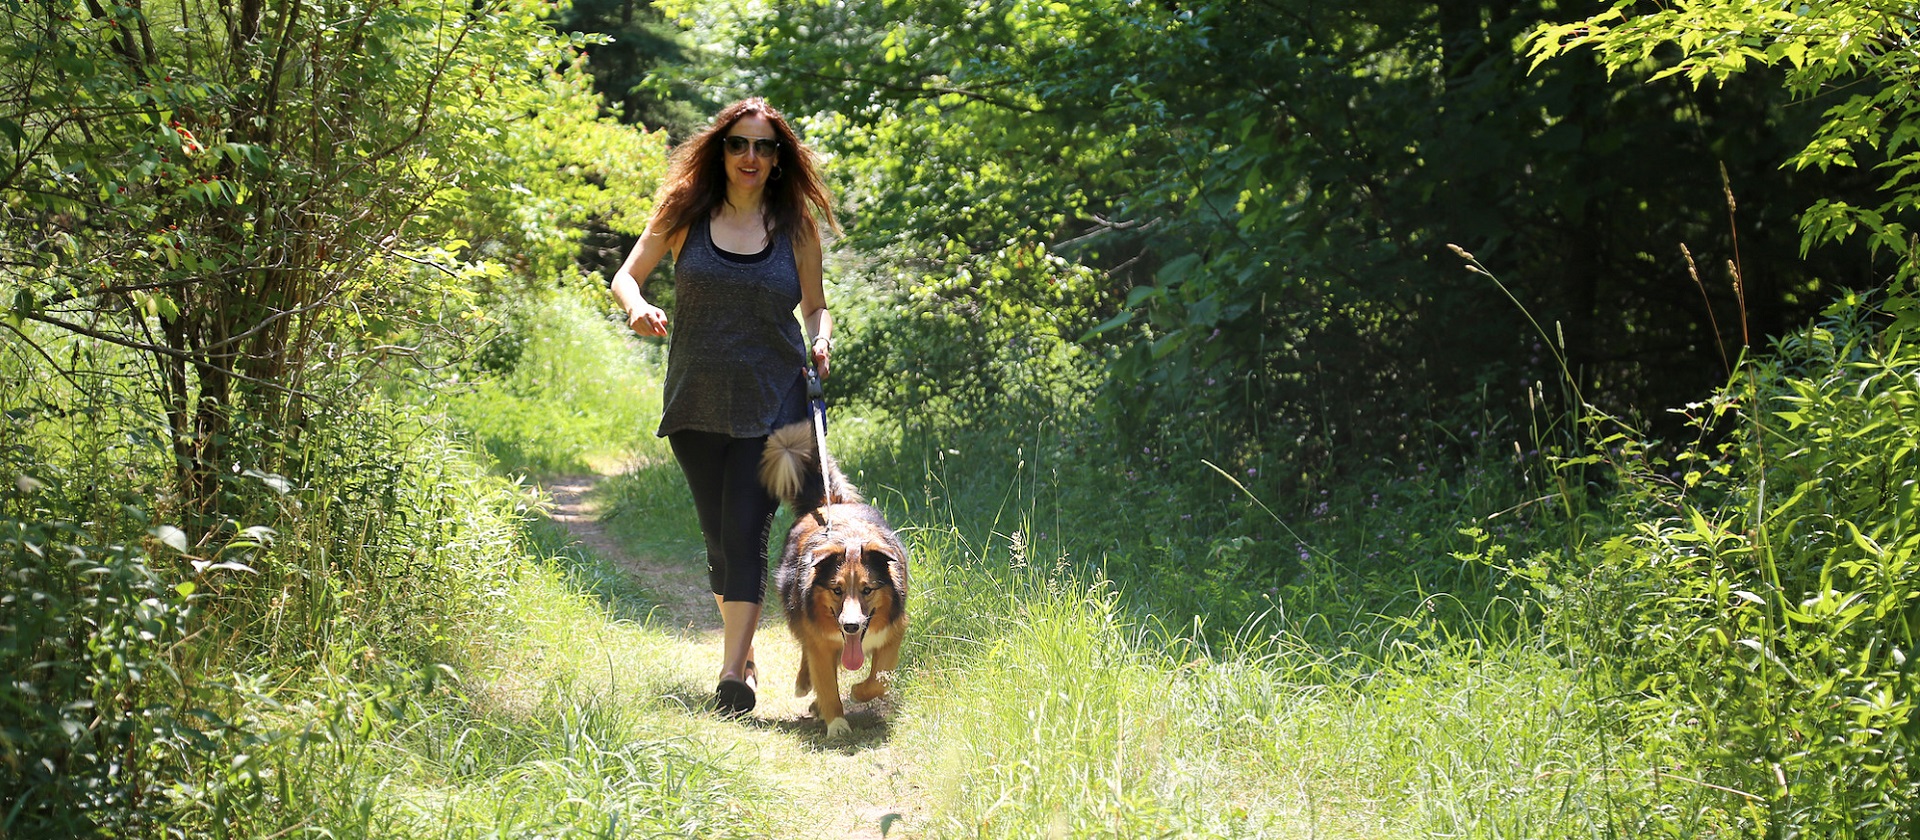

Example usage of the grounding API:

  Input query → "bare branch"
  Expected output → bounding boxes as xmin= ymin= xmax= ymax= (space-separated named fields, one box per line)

xmin=20 ymin=310 xmax=316 ymax=398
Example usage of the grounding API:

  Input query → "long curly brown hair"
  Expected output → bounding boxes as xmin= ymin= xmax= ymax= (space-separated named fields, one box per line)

xmin=647 ymin=98 xmax=840 ymax=243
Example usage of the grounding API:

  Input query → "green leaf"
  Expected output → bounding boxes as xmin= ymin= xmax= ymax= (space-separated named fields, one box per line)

xmin=1155 ymin=253 xmax=1202 ymax=286
xmin=1079 ymin=309 xmax=1134 ymax=341
xmin=152 ymin=525 xmax=188 ymax=554
xmin=1123 ymin=284 xmax=1162 ymax=308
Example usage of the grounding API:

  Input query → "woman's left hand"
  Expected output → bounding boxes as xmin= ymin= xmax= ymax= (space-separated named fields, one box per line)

xmin=811 ymin=337 xmax=832 ymax=380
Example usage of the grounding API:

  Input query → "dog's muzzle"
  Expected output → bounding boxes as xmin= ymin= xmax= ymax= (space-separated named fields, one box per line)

xmin=838 ymin=598 xmax=869 ymax=671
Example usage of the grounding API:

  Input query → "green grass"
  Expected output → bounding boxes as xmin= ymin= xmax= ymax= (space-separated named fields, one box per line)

xmin=462 ymin=291 xmax=1643 ymax=838
xmin=441 ymin=283 xmax=668 ymax=477
xmin=877 ymin=480 xmax=1625 ymax=838
xmin=20 ymin=285 xmax=1909 ymax=838
xmin=596 ymin=453 xmax=707 ymax=564
xmin=157 ymin=557 xmax=775 ymax=839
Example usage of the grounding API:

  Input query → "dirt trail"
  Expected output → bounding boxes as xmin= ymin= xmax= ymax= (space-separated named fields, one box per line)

xmin=540 ymin=475 xmax=925 ymax=840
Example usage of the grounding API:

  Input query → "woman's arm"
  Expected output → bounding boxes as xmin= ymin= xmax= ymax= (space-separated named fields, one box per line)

xmin=611 ymin=223 xmax=686 ymax=337
xmin=796 ymin=227 xmax=834 ymax=378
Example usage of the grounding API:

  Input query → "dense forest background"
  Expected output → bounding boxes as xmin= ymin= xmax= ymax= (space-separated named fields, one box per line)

xmin=4 ymin=0 xmax=1918 ymax=836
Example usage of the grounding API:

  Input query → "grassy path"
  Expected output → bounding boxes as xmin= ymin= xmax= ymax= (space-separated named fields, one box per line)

xmin=538 ymin=473 xmax=927 ymax=839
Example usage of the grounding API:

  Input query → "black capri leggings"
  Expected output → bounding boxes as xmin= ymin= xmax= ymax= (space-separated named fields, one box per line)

xmin=667 ymin=430 xmax=780 ymax=603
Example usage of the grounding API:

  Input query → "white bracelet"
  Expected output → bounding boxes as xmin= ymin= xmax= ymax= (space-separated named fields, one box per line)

xmin=812 ymin=336 xmax=834 ymax=352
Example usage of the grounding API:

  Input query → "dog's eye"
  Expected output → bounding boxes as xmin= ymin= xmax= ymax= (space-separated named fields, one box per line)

xmin=827 ymin=585 xmax=843 ymax=596
xmin=861 ymin=585 xmax=877 ymax=596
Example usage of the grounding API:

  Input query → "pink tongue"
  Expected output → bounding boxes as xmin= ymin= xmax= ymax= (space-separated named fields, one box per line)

xmin=841 ymin=633 xmax=866 ymax=671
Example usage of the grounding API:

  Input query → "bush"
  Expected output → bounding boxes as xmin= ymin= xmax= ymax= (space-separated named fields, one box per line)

xmin=1522 ymin=296 xmax=1920 ymax=835
xmin=0 ymin=499 xmax=197 ymax=838
xmin=441 ymin=283 xmax=666 ymax=476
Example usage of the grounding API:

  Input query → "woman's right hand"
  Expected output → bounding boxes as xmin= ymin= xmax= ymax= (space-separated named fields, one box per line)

xmin=626 ymin=302 xmax=668 ymax=337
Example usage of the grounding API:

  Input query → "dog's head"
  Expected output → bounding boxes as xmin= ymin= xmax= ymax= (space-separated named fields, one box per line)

xmin=803 ymin=537 xmax=903 ymax=632
xmin=784 ymin=506 xmax=906 ymax=665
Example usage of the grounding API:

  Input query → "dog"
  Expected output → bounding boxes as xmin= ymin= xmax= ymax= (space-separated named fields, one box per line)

xmin=761 ymin=419 xmax=909 ymax=737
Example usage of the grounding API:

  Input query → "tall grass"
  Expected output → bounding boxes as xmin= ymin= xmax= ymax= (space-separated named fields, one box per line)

xmin=802 ymin=384 xmax=1622 ymax=837
xmin=1516 ymin=296 xmax=1920 ymax=836
xmin=14 ymin=264 xmax=1912 ymax=837
xmin=1 ymin=293 xmax=758 ymax=838
xmin=440 ymin=281 xmax=668 ymax=477
xmin=806 ymin=286 xmax=1916 ymax=836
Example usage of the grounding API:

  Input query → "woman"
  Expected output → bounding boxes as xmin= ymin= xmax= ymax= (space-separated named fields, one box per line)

xmin=609 ymin=98 xmax=839 ymax=715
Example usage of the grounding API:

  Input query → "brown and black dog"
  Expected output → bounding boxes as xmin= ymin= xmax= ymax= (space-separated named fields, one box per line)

xmin=761 ymin=420 xmax=909 ymax=737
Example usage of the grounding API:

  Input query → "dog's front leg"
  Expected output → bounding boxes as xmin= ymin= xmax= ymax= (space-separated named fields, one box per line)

xmin=852 ymin=635 xmax=900 ymax=703
xmin=805 ymin=638 xmax=850 ymax=736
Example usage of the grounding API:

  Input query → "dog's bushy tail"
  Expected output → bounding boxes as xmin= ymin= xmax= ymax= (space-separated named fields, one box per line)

xmin=760 ymin=421 xmax=812 ymax=503
xmin=760 ymin=420 xmax=862 ymax=511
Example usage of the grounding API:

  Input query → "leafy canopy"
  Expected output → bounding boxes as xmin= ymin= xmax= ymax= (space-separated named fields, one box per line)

xmin=1529 ymin=0 xmax=1920 ymax=329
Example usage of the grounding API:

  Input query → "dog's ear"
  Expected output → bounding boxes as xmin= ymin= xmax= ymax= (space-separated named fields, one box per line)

xmin=862 ymin=550 xmax=894 ymax=584
xmin=862 ymin=548 xmax=906 ymax=607
xmin=791 ymin=548 xmax=822 ymax=601
xmin=806 ymin=546 xmax=845 ymax=584
xmin=884 ymin=541 xmax=909 ymax=605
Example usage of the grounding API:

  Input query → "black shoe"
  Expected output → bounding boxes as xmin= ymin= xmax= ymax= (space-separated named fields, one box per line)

xmin=715 ymin=675 xmax=756 ymax=716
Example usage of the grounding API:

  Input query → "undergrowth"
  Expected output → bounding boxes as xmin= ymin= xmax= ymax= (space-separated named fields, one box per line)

xmin=10 ymin=273 xmax=1918 ymax=837
xmin=440 ymin=281 xmax=667 ymax=477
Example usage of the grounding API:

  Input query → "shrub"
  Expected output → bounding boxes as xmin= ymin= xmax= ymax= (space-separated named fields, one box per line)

xmin=1523 ymin=296 xmax=1920 ymax=835
xmin=0 ymin=499 xmax=197 ymax=838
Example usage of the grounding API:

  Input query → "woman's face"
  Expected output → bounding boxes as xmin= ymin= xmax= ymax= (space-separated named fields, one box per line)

xmin=721 ymin=114 xmax=780 ymax=193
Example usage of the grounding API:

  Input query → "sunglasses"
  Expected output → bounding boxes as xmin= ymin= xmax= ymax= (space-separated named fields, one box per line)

xmin=723 ymin=135 xmax=781 ymax=158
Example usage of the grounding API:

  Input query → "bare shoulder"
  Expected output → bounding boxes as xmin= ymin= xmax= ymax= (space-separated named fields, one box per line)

xmin=791 ymin=224 xmax=824 ymax=261
xmin=661 ymin=223 xmax=689 ymax=258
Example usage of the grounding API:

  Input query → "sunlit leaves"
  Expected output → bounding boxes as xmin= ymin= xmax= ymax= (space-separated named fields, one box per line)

xmin=1527 ymin=0 xmax=1920 ymax=296
xmin=0 ymin=0 xmax=663 ymax=515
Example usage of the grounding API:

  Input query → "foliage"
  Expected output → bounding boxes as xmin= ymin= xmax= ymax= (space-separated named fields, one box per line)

xmin=0 ymin=325 xmax=547 ymax=834
xmin=0 ymin=0 xmax=656 ymax=530
xmin=1530 ymin=0 xmax=1920 ymax=325
xmin=440 ymin=283 xmax=666 ymax=476
xmin=554 ymin=0 xmax=710 ymax=136
xmin=436 ymin=65 xmax=667 ymax=290
xmin=0 ymin=492 xmax=198 ymax=838
xmin=1510 ymin=296 xmax=1920 ymax=835
xmin=1 ymin=335 xmax=222 ymax=837
xmin=659 ymin=0 xmax=1885 ymax=463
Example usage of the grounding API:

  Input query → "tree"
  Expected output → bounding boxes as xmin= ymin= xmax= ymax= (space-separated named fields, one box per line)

xmin=694 ymin=0 xmax=1879 ymax=458
xmin=1529 ymin=0 xmax=1920 ymax=331
xmin=554 ymin=0 xmax=707 ymax=136
xmin=0 ymin=0 xmax=659 ymax=532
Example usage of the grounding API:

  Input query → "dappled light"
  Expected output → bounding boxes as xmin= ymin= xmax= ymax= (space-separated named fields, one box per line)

xmin=4 ymin=0 xmax=1917 ymax=837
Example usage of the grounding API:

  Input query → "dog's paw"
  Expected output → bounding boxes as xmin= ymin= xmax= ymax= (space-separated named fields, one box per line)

xmin=825 ymin=717 xmax=851 ymax=738
xmin=852 ymin=680 xmax=887 ymax=703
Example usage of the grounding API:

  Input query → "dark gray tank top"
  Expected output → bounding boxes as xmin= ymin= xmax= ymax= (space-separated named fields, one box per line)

xmin=656 ymin=216 xmax=809 ymax=438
